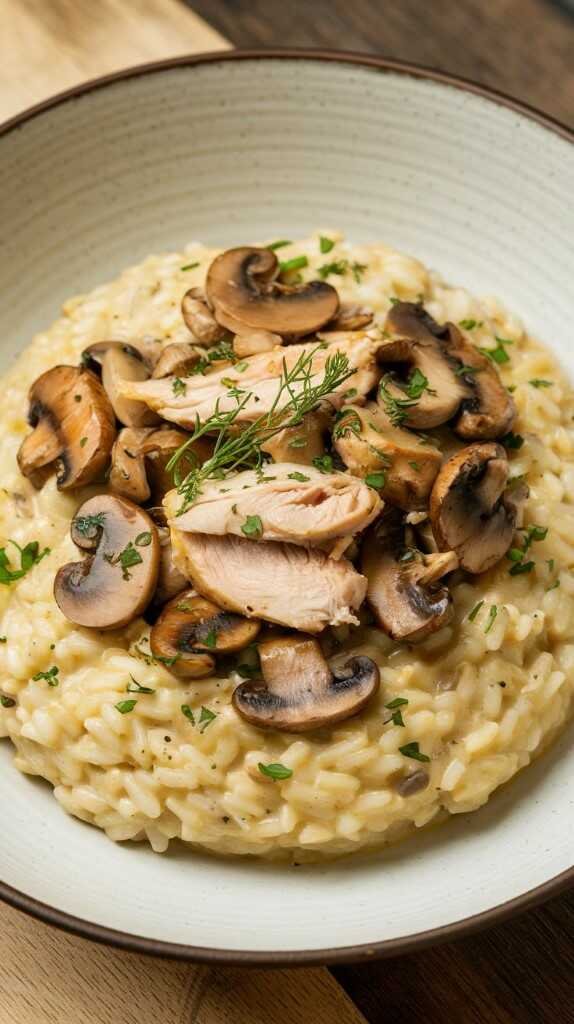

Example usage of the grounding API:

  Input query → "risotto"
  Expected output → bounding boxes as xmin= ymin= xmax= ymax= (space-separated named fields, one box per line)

xmin=0 ymin=232 xmax=573 ymax=859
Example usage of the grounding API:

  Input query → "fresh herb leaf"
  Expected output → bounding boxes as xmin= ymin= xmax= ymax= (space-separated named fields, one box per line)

xmin=391 ymin=709 xmax=405 ymax=727
xmin=79 ymin=436 xmax=88 ymax=447
xmin=112 ymin=542 xmax=143 ymax=580
xmin=507 ymin=547 xmax=525 ymax=562
xmin=389 ymin=296 xmax=400 ymax=305
xmin=399 ymin=742 xmax=430 ymax=763
xmin=172 ymin=377 xmax=187 ymax=397
xmin=288 ymin=436 xmax=307 ymax=449
xmin=181 ymin=261 xmax=200 ymax=271
xmin=287 ymin=471 xmax=310 ymax=482
xmin=135 ymin=531 xmax=152 ymax=547
xmin=318 ymin=259 xmax=348 ymax=279
xmin=0 ymin=695 xmax=15 ymax=708
xmin=509 ymin=560 xmax=535 ymax=576
xmin=267 ymin=240 xmax=292 ymax=251
xmin=241 ymin=515 xmax=263 ymax=539
xmin=455 ymin=364 xmax=479 ymax=377
xmin=385 ymin=697 xmax=409 ymax=709
xmin=319 ymin=236 xmax=335 ymax=253
xmin=365 ymin=472 xmax=386 ymax=489
xmin=279 ymin=255 xmax=308 ymax=274
xmin=459 ymin=319 xmax=481 ymax=330
xmin=403 ymin=367 xmax=430 ymax=400
xmin=547 ymin=579 xmax=560 ymax=591
xmin=181 ymin=704 xmax=195 ymax=725
xmin=333 ymin=408 xmax=362 ymax=439
xmin=351 ymin=261 xmax=367 ymax=283
xmin=501 ymin=432 xmax=524 ymax=450
xmin=468 ymin=600 xmax=484 ymax=622
xmin=408 ymin=461 xmax=421 ymax=471
xmin=73 ymin=512 xmax=105 ymax=537
xmin=115 ymin=699 xmax=137 ymax=714
xmin=0 ymin=540 xmax=50 ymax=585
xmin=378 ymin=375 xmax=418 ymax=426
xmin=127 ymin=675 xmax=155 ymax=694
xmin=312 ymin=454 xmax=334 ymax=474
xmin=484 ymin=605 xmax=498 ymax=633
xmin=258 ymin=762 xmax=293 ymax=780
xmin=32 ymin=665 xmax=59 ymax=686
xmin=529 ymin=379 xmax=553 ymax=388
xmin=198 ymin=706 xmax=217 ymax=732
xmin=204 ymin=627 xmax=218 ymax=649
xmin=479 ymin=336 xmax=513 ymax=365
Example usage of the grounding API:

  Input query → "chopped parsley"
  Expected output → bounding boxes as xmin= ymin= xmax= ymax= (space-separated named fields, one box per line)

xmin=203 ymin=627 xmax=218 ymax=649
xmin=79 ymin=436 xmax=88 ymax=447
xmin=288 ymin=436 xmax=307 ymax=449
xmin=389 ymin=296 xmax=400 ymax=305
xmin=408 ymin=461 xmax=421 ymax=471
xmin=135 ymin=531 xmax=152 ymax=547
xmin=484 ymin=605 xmax=498 ymax=633
xmin=181 ymin=704 xmax=195 ymax=725
xmin=115 ymin=699 xmax=137 ymax=714
xmin=318 ymin=259 xmax=348 ymax=279
xmin=529 ymin=379 xmax=553 ymax=388
xmin=509 ymin=560 xmax=535 ymax=576
xmin=267 ymin=240 xmax=292 ymax=251
xmin=0 ymin=540 xmax=50 ymax=585
xmin=458 ymin=319 xmax=482 ymax=330
xmin=351 ymin=261 xmax=367 ymax=283
xmin=385 ymin=699 xmax=408 ymax=728
xmin=508 ymin=524 xmax=547 ymax=575
xmin=189 ymin=340 xmax=237 ymax=375
xmin=319 ymin=236 xmax=335 ymax=253
xmin=288 ymin=471 xmax=310 ymax=482
xmin=501 ymin=432 xmax=524 ymax=450
xmin=547 ymin=579 xmax=560 ymax=591
xmin=378 ymin=375 xmax=418 ymax=426
xmin=399 ymin=742 xmax=430 ymax=763
xmin=403 ymin=367 xmax=431 ymax=400
xmin=127 ymin=675 xmax=155 ymax=694
xmin=172 ymin=377 xmax=186 ymax=397
xmin=333 ymin=408 xmax=362 ymax=439
xmin=198 ymin=706 xmax=217 ymax=732
xmin=0 ymin=695 xmax=15 ymax=708
xmin=365 ymin=472 xmax=386 ymax=490
xmin=258 ymin=762 xmax=293 ymax=780
xmin=73 ymin=512 xmax=105 ymax=537
xmin=312 ymin=455 xmax=334 ymax=474
xmin=108 ymin=541 xmax=143 ymax=580
xmin=279 ymin=255 xmax=308 ymax=274
xmin=386 ymin=697 xmax=409 ymax=709
xmin=468 ymin=600 xmax=484 ymax=622
xmin=32 ymin=665 xmax=59 ymax=686
xmin=479 ymin=336 xmax=513 ymax=365
xmin=241 ymin=515 xmax=263 ymax=539
xmin=455 ymin=364 xmax=479 ymax=377
xmin=180 ymin=261 xmax=200 ymax=271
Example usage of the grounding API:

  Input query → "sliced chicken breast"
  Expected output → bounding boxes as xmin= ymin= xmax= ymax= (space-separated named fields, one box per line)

xmin=165 ymin=463 xmax=382 ymax=546
xmin=171 ymin=530 xmax=367 ymax=632
xmin=119 ymin=337 xmax=378 ymax=428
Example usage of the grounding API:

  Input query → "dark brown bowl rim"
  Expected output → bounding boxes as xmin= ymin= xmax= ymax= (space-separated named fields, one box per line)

xmin=1 ymin=48 xmax=573 ymax=966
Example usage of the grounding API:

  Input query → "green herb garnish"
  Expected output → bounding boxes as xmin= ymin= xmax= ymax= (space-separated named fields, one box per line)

xmin=198 ymin=706 xmax=217 ymax=732
xmin=378 ymin=375 xmax=418 ymax=426
xmin=181 ymin=261 xmax=200 ymax=271
xmin=203 ymin=627 xmax=218 ymax=649
xmin=403 ymin=367 xmax=431 ymax=400
xmin=181 ymin=704 xmax=195 ymax=724
xmin=0 ymin=695 xmax=15 ymax=708
xmin=318 ymin=259 xmax=348 ymax=279
xmin=172 ymin=377 xmax=186 ymax=397
xmin=459 ymin=319 xmax=481 ymax=330
xmin=135 ymin=532 xmax=152 ymax=547
xmin=258 ymin=762 xmax=293 ymax=780
xmin=365 ymin=472 xmax=386 ymax=489
xmin=319 ymin=236 xmax=335 ymax=253
xmin=484 ymin=605 xmax=498 ymax=633
xmin=267 ymin=240 xmax=292 ymax=251
xmin=509 ymin=560 xmax=535 ymax=576
xmin=0 ymin=540 xmax=50 ymax=585
xmin=241 ymin=515 xmax=263 ymax=539
xmin=529 ymin=379 xmax=553 ymax=388
xmin=115 ymin=699 xmax=137 ymax=714
xmin=312 ymin=454 xmax=334 ymax=474
xmin=399 ymin=742 xmax=430 ymax=763
xmin=73 ymin=512 xmax=105 ymax=537
xmin=32 ymin=665 xmax=59 ymax=686
xmin=468 ymin=600 xmax=484 ymax=622
xmin=127 ymin=675 xmax=155 ymax=694
xmin=479 ymin=336 xmax=513 ymax=365
xmin=279 ymin=255 xmax=308 ymax=274
xmin=287 ymin=471 xmax=310 ymax=482
xmin=351 ymin=262 xmax=367 ymax=283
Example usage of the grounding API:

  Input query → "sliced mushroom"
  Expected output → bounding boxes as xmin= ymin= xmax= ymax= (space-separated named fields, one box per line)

xmin=333 ymin=401 xmax=442 ymax=510
xmin=376 ymin=303 xmax=469 ymax=428
xmin=323 ymin=303 xmax=374 ymax=333
xmin=261 ymin=409 xmax=332 ymax=466
xmin=233 ymin=330 xmax=283 ymax=359
xmin=206 ymin=247 xmax=339 ymax=337
xmin=429 ymin=442 xmax=525 ymax=573
xmin=109 ymin=427 xmax=209 ymax=504
xmin=83 ymin=340 xmax=160 ymax=428
xmin=361 ymin=514 xmax=458 ymax=641
xmin=54 ymin=494 xmax=159 ymax=629
xmin=155 ymin=531 xmax=188 ymax=606
xmin=232 ymin=635 xmax=379 ymax=732
xmin=150 ymin=590 xmax=261 ymax=679
xmin=181 ymin=287 xmax=227 ymax=345
xmin=17 ymin=365 xmax=116 ymax=490
xmin=151 ymin=343 xmax=203 ymax=379
xmin=443 ymin=324 xmax=516 ymax=440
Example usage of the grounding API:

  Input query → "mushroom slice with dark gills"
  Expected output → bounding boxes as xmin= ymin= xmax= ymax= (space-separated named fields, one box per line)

xmin=181 ymin=287 xmax=227 ymax=346
xmin=377 ymin=302 xmax=470 ymax=428
xmin=82 ymin=340 xmax=160 ymax=428
xmin=361 ymin=513 xmax=458 ymax=642
xmin=17 ymin=365 xmax=116 ymax=489
xmin=164 ymin=463 xmax=381 ymax=547
xmin=261 ymin=408 xmax=332 ymax=467
xmin=54 ymin=495 xmax=160 ymax=629
xmin=118 ymin=335 xmax=378 ymax=428
xmin=205 ymin=247 xmax=339 ymax=337
xmin=150 ymin=589 xmax=261 ymax=679
xmin=442 ymin=323 xmax=516 ymax=440
xmin=430 ymin=442 xmax=527 ymax=573
xmin=109 ymin=426 xmax=211 ymax=505
xmin=170 ymin=531 xmax=367 ymax=633
xmin=333 ymin=401 xmax=442 ymax=511
xmin=233 ymin=635 xmax=380 ymax=732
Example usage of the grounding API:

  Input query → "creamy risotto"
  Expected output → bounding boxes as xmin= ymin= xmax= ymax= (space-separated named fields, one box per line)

xmin=1 ymin=232 xmax=573 ymax=859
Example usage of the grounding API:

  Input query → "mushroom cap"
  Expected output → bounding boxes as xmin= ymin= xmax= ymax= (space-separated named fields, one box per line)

xmin=101 ymin=345 xmax=161 ymax=428
xmin=181 ymin=287 xmax=227 ymax=346
xmin=54 ymin=494 xmax=160 ymax=629
xmin=361 ymin=515 xmax=458 ymax=641
xmin=261 ymin=408 xmax=332 ymax=466
xmin=444 ymin=324 xmax=517 ymax=440
xmin=430 ymin=442 xmax=519 ymax=573
xmin=206 ymin=247 xmax=339 ymax=337
xmin=232 ymin=635 xmax=380 ymax=732
xmin=151 ymin=343 xmax=203 ymax=379
xmin=322 ymin=302 xmax=374 ymax=333
xmin=17 ymin=365 xmax=116 ymax=490
xmin=150 ymin=589 xmax=260 ymax=678
xmin=333 ymin=401 xmax=442 ymax=510
xmin=109 ymin=426 xmax=208 ymax=505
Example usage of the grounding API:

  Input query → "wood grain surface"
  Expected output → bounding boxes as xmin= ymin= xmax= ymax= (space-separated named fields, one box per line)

xmin=187 ymin=0 xmax=574 ymax=127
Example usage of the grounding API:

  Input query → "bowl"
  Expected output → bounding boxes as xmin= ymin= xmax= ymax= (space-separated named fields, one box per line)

xmin=1 ymin=50 xmax=573 ymax=964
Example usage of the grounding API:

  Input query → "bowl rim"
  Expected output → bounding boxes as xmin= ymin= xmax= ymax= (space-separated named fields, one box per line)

xmin=1 ymin=47 xmax=573 ymax=966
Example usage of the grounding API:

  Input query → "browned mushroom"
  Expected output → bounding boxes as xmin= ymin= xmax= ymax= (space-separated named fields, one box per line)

xmin=261 ymin=409 xmax=332 ymax=466
xmin=376 ymin=303 xmax=470 ymax=428
xmin=322 ymin=303 xmax=374 ymax=333
xmin=206 ymin=247 xmax=339 ymax=337
xmin=361 ymin=514 xmax=458 ymax=641
xmin=109 ymin=426 xmax=209 ymax=505
xmin=232 ymin=634 xmax=380 ymax=732
xmin=54 ymin=494 xmax=160 ymax=629
xmin=332 ymin=401 xmax=442 ymax=510
xmin=151 ymin=343 xmax=203 ymax=379
xmin=181 ymin=287 xmax=227 ymax=345
xmin=17 ymin=365 xmax=116 ymax=490
xmin=150 ymin=590 xmax=261 ymax=679
xmin=442 ymin=324 xmax=516 ymax=440
xmin=83 ymin=340 xmax=160 ymax=428
xmin=233 ymin=330 xmax=283 ymax=358
xmin=155 ymin=531 xmax=188 ymax=606
xmin=429 ymin=442 xmax=526 ymax=573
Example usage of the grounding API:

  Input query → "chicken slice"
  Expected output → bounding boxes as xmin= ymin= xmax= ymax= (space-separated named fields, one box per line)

xmin=119 ymin=336 xmax=378 ymax=428
xmin=165 ymin=463 xmax=382 ymax=546
xmin=171 ymin=530 xmax=367 ymax=632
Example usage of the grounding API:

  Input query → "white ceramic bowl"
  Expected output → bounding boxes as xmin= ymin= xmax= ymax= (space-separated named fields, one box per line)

xmin=1 ymin=51 xmax=573 ymax=964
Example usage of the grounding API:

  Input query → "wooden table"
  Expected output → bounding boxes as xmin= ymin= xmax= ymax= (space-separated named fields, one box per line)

xmin=1 ymin=2 xmax=573 ymax=1022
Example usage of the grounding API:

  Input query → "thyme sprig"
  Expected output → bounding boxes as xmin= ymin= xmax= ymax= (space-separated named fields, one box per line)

xmin=166 ymin=346 xmax=354 ymax=513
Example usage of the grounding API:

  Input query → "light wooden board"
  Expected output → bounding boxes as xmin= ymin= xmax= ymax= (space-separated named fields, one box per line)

xmin=0 ymin=3 xmax=367 ymax=1022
